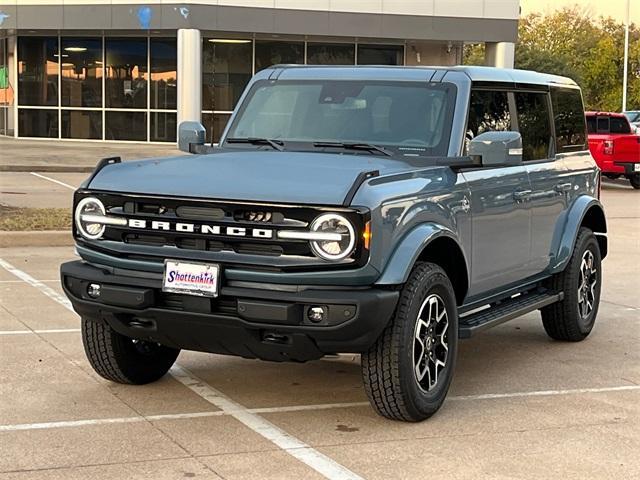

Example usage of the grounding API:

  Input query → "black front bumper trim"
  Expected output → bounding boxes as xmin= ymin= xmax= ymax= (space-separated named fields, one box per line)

xmin=61 ymin=260 xmax=398 ymax=362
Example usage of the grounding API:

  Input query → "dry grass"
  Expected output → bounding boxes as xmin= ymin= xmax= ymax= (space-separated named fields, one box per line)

xmin=0 ymin=206 xmax=72 ymax=231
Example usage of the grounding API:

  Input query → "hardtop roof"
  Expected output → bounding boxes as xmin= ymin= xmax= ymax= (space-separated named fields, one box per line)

xmin=261 ymin=64 xmax=578 ymax=88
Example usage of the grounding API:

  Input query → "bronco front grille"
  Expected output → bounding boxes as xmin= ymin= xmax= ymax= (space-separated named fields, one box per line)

xmin=74 ymin=191 xmax=369 ymax=270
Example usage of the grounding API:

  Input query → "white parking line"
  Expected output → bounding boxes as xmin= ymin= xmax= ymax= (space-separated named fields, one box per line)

xmin=171 ymin=365 xmax=365 ymax=480
xmin=449 ymin=385 xmax=640 ymax=401
xmin=29 ymin=172 xmax=76 ymax=190
xmin=0 ymin=257 xmax=73 ymax=311
xmin=0 ymin=328 xmax=80 ymax=336
xmin=0 ymin=403 xmax=374 ymax=432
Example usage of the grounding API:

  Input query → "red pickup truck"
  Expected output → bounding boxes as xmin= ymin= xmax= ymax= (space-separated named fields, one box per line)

xmin=586 ymin=111 xmax=640 ymax=189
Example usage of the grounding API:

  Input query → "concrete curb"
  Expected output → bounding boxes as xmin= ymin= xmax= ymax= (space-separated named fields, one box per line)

xmin=0 ymin=231 xmax=74 ymax=248
xmin=0 ymin=165 xmax=94 ymax=173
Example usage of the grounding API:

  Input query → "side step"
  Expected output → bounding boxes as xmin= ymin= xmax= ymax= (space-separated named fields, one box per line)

xmin=458 ymin=290 xmax=564 ymax=339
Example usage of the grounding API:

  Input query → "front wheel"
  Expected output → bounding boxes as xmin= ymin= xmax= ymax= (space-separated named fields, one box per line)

xmin=361 ymin=262 xmax=458 ymax=422
xmin=82 ymin=318 xmax=180 ymax=384
xmin=541 ymin=227 xmax=602 ymax=341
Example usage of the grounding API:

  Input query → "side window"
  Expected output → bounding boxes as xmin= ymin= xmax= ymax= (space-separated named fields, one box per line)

xmin=596 ymin=117 xmax=610 ymax=133
xmin=465 ymin=90 xmax=511 ymax=152
xmin=514 ymin=91 xmax=552 ymax=161
xmin=586 ymin=116 xmax=597 ymax=134
xmin=610 ymin=117 xmax=631 ymax=134
xmin=550 ymin=87 xmax=587 ymax=152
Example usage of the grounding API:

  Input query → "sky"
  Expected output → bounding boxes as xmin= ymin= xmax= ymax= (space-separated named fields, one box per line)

xmin=520 ymin=0 xmax=640 ymax=24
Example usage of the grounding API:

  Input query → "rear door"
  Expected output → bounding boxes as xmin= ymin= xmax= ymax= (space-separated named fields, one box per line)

xmin=517 ymin=88 xmax=573 ymax=275
xmin=462 ymin=89 xmax=532 ymax=297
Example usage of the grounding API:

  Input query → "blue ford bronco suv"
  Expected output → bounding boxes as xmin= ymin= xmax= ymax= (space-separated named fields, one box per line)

xmin=61 ymin=66 xmax=607 ymax=422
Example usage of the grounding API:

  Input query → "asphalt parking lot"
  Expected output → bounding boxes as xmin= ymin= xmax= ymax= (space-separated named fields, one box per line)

xmin=0 ymin=179 xmax=639 ymax=479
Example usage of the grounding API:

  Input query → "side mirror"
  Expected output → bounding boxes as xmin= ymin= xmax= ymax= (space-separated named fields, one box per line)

xmin=178 ymin=121 xmax=206 ymax=153
xmin=469 ymin=131 xmax=523 ymax=167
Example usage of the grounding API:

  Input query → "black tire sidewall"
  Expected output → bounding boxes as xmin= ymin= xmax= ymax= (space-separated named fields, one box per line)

xmin=398 ymin=266 xmax=458 ymax=418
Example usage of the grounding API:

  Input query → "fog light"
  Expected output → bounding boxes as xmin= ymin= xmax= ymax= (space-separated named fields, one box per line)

xmin=307 ymin=306 xmax=326 ymax=323
xmin=87 ymin=283 xmax=101 ymax=299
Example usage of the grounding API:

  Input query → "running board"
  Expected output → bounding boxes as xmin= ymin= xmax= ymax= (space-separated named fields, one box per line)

xmin=458 ymin=291 xmax=564 ymax=339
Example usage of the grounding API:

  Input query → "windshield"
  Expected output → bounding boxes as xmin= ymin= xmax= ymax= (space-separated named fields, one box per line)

xmin=224 ymin=80 xmax=456 ymax=156
xmin=624 ymin=111 xmax=640 ymax=123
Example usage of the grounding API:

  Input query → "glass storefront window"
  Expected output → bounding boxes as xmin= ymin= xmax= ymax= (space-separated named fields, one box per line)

xmin=150 ymin=38 xmax=177 ymax=110
xmin=61 ymin=38 xmax=102 ymax=108
xmin=18 ymin=37 xmax=59 ymax=106
xmin=18 ymin=109 xmax=58 ymax=138
xmin=62 ymin=110 xmax=102 ymax=139
xmin=307 ymin=43 xmax=355 ymax=65
xmin=150 ymin=111 xmax=176 ymax=142
xmin=255 ymin=41 xmax=304 ymax=72
xmin=202 ymin=112 xmax=231 ymax=144
xmin=202 ymin=39 xmax=252 ymax=112
xmin=105 ymin=38 xmax=148 ymax=109
xmin=105 ymin=111 xmax=147 ymax=141
xmin=357 ymin=44 xmax=403 ymax=65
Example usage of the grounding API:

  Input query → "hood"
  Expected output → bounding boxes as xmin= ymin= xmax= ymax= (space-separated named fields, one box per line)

xmin=88 ymin=150 xmax=414 ymax=206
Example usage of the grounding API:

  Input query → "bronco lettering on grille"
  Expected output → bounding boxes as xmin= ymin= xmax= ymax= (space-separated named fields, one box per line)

xmin=127 ymin=219 xmax=273 ymax=239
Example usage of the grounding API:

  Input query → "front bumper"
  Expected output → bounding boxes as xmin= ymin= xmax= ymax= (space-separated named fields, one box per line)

xmin=61 ymin=260 xmax=399 ymax=362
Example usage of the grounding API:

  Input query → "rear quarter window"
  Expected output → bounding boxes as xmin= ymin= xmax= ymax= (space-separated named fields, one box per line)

xmin=550 ymin=87 xmax=587 ymax=152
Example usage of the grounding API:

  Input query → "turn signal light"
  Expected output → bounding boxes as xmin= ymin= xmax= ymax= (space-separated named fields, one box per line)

xmin=362 ymin=222 xmax=371 ymax=250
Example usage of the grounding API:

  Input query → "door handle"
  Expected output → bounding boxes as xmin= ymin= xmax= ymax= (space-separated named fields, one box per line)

xmin=554 ymin=182 xmax=572 ymax=193
xmin=513 ymin=189 xmax=532 ymax=201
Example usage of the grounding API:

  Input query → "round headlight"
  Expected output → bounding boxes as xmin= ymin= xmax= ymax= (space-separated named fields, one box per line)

xmin=75 ymin=197 xmax=106 ymax=240
xmin=309 ymin=213 xmax=356 ymax=261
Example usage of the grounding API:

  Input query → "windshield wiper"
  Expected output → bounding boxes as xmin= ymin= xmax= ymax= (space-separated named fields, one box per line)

xmin=313 ymin=141 xmax=393 ymax=157
xmin=226 ymin=137 xmax=285 ymax=151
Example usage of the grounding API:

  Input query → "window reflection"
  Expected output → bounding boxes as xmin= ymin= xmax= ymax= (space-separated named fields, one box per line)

xmin=62 ymin=110 xmax=102 ymax=139
xmin=18 ymin=109 xmax=58 ymax=138
xmin=202 ymin=39 xmax=252 ymax=112
xmin=18 ymin=37 xmax=59 ymax=106
xmin=105 ymin=38 xmax=148 ymax=109
xmin=106 ymin=111 xmax=147 ymax=141
xmin=307 ymin=43 xmax=355 ymax=65
xmin=150 ymin=112 xmax=176 ymax=142
xmin=150 ymin=38 xmax=177 ymax=110
xmin=357 ymin=44 xmax=403 ymax=65
xmin=255 ymin=41 xmax=304 ymax=72
xmin=61 ymin=38 xmax=102 ymax=107
xmin=202 ymin=112 xmax=230 ymax=144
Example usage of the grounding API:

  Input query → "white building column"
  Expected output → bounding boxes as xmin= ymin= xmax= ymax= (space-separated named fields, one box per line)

xmin=177 ymin=29 xmax=202 ymax=133
xmin=485 ymin=42 xmax=515 ymax=68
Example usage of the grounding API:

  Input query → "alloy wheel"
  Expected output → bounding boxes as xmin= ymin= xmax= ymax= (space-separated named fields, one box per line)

xmin=413 ymin=294 xmax=449 ymax=392
xmin=578 ymin=250 xmax=598 ymax=320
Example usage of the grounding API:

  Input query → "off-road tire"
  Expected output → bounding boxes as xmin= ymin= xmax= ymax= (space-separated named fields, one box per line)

xmin=541 ymin=227 xmax=602 ymax=341
xmin=82 ymin=318 xmax=180 ymax=384
xmin=629 ymin=175 xmax=640 ymax=190
xmin=361 ymin=262 xmax=458 ymax=422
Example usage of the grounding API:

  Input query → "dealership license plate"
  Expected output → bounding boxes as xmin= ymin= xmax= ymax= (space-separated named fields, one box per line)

xmin=162 ymin=260 xmax=220 ymax=297
xmin=635 ymin=164 xmax=640 ymax=172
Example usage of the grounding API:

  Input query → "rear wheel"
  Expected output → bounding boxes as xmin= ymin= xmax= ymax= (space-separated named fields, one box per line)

xmin=541 ymin=228 xmax=601 ymax=341
xmin=361 ymin=263 xmax=458 ymax=422
xmin=82 ymin=318 xmax=180 ymax=384
xmin=628 ymin=174 xmax=640 ymax=190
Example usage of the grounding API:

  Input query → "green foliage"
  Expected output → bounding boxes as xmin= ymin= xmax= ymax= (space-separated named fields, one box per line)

xmin=464 ymin=6 xmax=640 ymax=111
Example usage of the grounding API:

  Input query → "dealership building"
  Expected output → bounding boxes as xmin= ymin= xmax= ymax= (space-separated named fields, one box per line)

xmin=0 ymin=0 xmax=519 ymax=143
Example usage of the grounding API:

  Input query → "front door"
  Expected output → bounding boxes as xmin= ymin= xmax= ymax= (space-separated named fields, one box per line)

xmin=462 ymin=89 xmax=533 ymax=298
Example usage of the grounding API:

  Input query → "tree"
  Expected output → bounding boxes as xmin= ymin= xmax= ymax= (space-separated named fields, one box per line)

xmin=464 ymin=5 xmax=640 ymax=111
